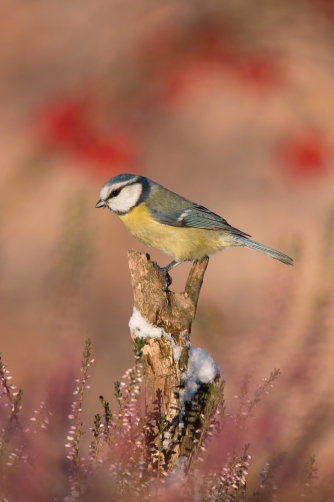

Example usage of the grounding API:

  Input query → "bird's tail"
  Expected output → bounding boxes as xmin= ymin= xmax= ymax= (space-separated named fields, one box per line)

xmin=235 ymin=236 xmax=293 ymax=266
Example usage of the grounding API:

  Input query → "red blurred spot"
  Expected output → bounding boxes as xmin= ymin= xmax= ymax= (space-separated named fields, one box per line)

xmin=36 ymin=97 xmax=137 ymax=175
xmin=238 ymin=55 xmax=283 ymax=92
xmin=278 ymin=134 xmax=329 ymax=179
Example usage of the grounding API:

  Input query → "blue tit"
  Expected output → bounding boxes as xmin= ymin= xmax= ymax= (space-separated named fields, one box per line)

xmin=95 ymin=174 xmax=293 ymax=284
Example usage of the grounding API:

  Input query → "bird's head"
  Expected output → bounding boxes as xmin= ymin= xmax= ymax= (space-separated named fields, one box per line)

xmin=95 ymin=174 xmax=151 ymax=215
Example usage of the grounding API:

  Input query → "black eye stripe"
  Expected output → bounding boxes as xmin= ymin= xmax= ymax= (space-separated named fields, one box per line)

xmin=108 ymin=188 xmax=121 ymax=199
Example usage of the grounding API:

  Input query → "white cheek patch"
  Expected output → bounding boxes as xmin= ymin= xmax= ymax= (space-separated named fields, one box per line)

xmin=108 ymin=183 xmax=142 ymax=213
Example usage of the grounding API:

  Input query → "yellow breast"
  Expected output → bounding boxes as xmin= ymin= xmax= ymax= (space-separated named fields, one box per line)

xmin=119 ymin=204 xmax=233 ymax=261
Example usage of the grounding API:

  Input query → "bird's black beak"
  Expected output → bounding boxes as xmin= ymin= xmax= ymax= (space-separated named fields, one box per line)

xmin=95 ymin=200 xmax=106 ymax=208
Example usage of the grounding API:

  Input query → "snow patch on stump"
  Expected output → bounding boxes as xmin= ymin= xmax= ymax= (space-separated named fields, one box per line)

xmin=129 ymin=307 xmax=163 ymax=338
xmin=129 ymin=307 xmax=182 ymax=361
xmin=179 ymin=347 xmax=220 ymax=423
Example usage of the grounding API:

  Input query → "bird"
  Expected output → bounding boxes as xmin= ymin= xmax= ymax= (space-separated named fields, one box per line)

xmin=95 ymin=174 xmax=293 ymax=288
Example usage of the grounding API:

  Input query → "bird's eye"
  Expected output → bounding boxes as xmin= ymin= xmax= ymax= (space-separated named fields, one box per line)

xmin=110 ymin=188 xmax=121 ymax=198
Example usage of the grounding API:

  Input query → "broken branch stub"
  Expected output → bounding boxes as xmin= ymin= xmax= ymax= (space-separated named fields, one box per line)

xmin=128 ymin=249 xmax=224 ymax=470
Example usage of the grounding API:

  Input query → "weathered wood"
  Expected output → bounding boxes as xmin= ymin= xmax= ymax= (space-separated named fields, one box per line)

xmin=128 ymin=249 xmax=224 ymax=471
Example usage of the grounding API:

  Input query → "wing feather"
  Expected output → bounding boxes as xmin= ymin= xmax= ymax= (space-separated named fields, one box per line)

xmin=150 ymin=204 xmax=250 ymax=238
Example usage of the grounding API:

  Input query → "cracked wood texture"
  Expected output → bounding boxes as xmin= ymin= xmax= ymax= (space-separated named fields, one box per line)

xmin=128 ymin=250 xmax=224 ymax=471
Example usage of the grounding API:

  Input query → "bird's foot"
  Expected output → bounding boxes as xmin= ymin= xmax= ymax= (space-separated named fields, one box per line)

xmin=158 ymin=266 xmax=173 ymax=291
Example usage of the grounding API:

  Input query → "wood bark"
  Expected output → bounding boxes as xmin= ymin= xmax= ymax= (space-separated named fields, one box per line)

xmin=128 ymin=250 xmax=224 ymax=471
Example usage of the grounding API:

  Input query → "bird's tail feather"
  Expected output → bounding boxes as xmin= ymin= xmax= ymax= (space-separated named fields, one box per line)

xmin=235 ymin=237 xmax=293 ymax=266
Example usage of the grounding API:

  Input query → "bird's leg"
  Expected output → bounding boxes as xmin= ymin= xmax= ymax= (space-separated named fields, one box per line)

xmin=160 ymin=260 xmax=180 ymax=273
xmin=158 ymin=260 xmax=180 ymax=290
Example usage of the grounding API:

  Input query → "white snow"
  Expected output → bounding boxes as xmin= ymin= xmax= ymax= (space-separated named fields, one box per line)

xmin=129 ymin=307 xmax=163 ymax=338
xmin=186 ymin=347 xmax=220 ymax=385
xmin=172 ymin=345 xmax=183 ymax=362
xmin=179 ymin=347 xmax=220 ymax=423
xmin=128 ymin=307 xmax=182 ymax=361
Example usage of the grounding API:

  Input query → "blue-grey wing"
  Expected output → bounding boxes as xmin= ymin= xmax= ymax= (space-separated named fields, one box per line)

xmin=150 ymin=204 xmax=250 ymax=238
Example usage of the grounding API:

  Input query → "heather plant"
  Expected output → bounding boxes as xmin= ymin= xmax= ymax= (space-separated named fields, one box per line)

xmin=0 ymin=338 xmax=321 ymax=502
xmin=0 ymin=354 xmax=23 ymax=464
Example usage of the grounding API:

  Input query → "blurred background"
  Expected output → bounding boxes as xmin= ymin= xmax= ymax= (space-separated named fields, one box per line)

xmin=1 ymin=0 xmax=334 ymax=497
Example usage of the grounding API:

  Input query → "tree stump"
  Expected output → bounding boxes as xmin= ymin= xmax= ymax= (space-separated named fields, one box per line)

xmin=128 ymin=250 xmax=224 ymax=472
